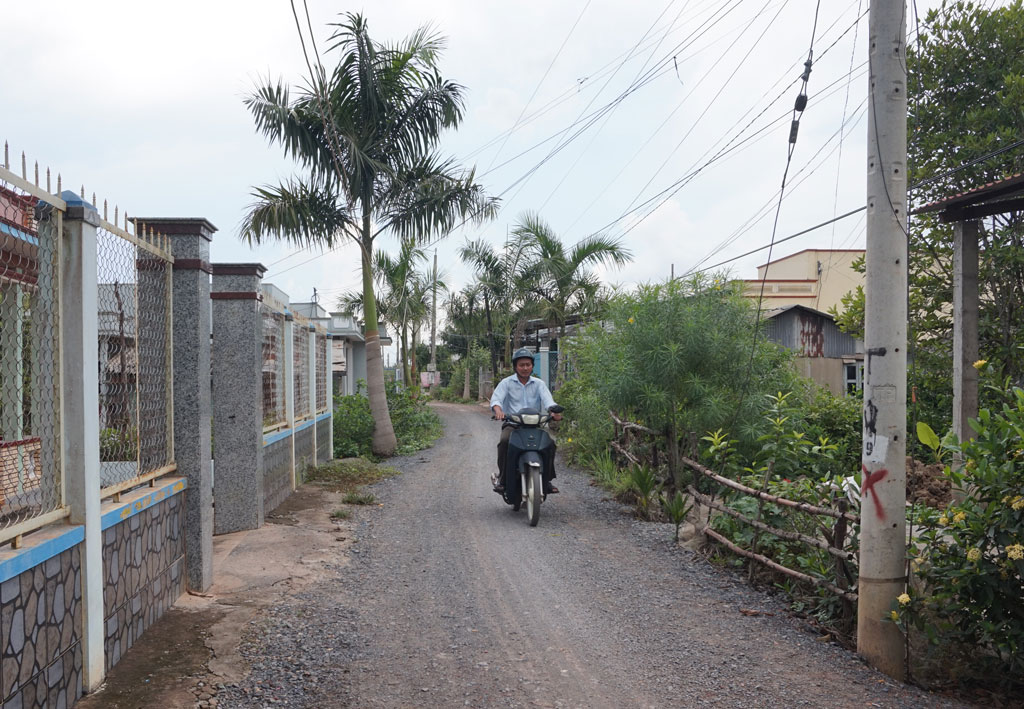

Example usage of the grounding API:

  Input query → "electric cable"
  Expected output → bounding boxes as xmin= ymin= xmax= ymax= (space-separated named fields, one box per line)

xmin=483 ymin=0 xmax=594 ymax=174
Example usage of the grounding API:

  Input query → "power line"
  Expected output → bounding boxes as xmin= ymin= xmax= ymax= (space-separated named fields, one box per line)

xmin=483 ymin=0 xmax=594 ymax=174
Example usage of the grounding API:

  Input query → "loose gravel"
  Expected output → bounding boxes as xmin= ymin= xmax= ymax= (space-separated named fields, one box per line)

xmin=216 ymin=402 xmax=972 ymax=708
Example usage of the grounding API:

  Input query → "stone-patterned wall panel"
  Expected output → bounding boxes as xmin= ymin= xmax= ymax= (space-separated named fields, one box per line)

xmin=316 ymin=417 xmax=331 ymax=463
xmin=294 ymin=426 xmax=315 ymax=485
xmin=263 ymin=437 xmax=292 ymax=514
xmin=102 ymin=492 xmax=185 ymax=671
xmin=1 ymin=545 xmax=83 ymax=708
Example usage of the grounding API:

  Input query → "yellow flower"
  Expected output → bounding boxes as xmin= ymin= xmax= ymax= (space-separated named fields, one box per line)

xmin=627 ymin=317 xmax=635 ymax=324
xmin=890 ymin=610 xmax=900 ymax=622
xmin=567 ymin=438 xmax=573 ymax=443
xmin=1013 ymin=496 xmax=1024 ymax=511
xmin=897 ymin=593 xmax=911 ymax=605
xmin=967 ymin=548 xmax=981 ymax=563
xmin=1006 ymin=544 xmax=1024 ymax=561
xmin=953 ymin=511 xmax=966 ymax=523
xmin=973 ymin=359 xmax=987 ymax=370
xmin=938 ymin=515 xmax=949 ymax=526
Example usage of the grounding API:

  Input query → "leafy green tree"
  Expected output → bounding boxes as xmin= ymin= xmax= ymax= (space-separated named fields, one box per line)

xmin=565 ymin=275 xmax=799 ymax=487
xmin=242 ymin=13 xmax=496 ymax=455
xmin=909 ymin=1 xmax=1024 ymax=427
xmin=834 ymin=1 xmax=1024 ymax=435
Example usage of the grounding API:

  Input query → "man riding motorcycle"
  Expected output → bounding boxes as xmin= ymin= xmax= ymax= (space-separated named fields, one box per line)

xmin=490 ymin=348 xmax=563 ymax=494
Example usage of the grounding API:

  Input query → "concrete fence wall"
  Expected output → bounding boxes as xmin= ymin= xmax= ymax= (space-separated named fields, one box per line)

xmin=0 ymin=160 xmax=333 ymax=707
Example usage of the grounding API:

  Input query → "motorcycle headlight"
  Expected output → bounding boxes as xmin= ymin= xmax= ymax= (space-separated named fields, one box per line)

xmin=520 ymin=413 xmax=541 ymax=425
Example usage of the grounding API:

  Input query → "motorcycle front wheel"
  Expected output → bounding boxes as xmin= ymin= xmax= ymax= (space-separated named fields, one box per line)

xmin=526 ymin=467 xmax=542 ymax=527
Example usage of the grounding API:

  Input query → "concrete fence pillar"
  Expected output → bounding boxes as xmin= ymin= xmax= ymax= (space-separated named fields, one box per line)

xmin=952 ymin=220 xmax=980 ymax=447
xmin=325 ymin=334 xmax=334 ymax=459
xmin=57 ymin=193 xmax=105 ymax=690
xmin=139 ymin=217 xmax=216 ymax=593
xmin=211 ymin=264 xmax=266 ymax=534
xmin=283 ymin=313 xmax=296 ymax=490
xmin=308 ymin=326 xmax=317 ymax=467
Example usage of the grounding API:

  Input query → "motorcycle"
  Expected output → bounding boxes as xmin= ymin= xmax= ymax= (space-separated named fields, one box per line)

xmin=495 ymin=405 xmax=563 ymax=526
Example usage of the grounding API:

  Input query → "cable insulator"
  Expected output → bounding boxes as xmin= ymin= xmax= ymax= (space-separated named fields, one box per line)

xmin=789 ymin=120 xmax=800 ymax=145
xmin=802 ymin=57 xmax=813 ymax=82
xmin=794 ymin=93 xmax=808 ymax=113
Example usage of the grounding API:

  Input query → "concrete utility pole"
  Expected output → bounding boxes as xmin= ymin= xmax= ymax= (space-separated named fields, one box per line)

xmin=858 ymin=0 xmax=908 ymax=679
xmin=429 ymin=250 xmax=438 ymax=386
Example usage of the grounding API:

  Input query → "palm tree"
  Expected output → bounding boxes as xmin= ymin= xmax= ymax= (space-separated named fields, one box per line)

xmin=458 ymin=234 xmax=535 ymax=375
xmin=242 ymin=13 xmax=496 ymax=455
xmin=514 ymin=212 xmax=632 ymax=341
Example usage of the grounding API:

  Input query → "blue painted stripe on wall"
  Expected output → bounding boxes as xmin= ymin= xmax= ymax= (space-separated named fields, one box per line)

xmin=101 ymin=477 xmax=188 ymax=530
xmin=263 ymin=428 xmax=291 ymax=447
xmin=0 ymin=525 xmax=84 ymax=584
xmin=263 ymin=413 xmax=332 ymax=447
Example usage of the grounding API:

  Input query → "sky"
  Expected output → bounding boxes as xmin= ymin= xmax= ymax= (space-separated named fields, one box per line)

xmin=1 ymin=0 xmax=989 ymax=344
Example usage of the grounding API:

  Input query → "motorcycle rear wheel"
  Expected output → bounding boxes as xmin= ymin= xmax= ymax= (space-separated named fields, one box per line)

xmin=526 ymin=467 xmax=542 ymax=527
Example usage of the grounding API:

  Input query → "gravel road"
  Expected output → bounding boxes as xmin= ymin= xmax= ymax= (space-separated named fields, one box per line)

xmin=217 ymin=402 xmax=969 ymax=708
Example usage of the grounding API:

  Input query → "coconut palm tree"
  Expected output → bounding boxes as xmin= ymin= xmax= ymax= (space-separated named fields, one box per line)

xmin=241 ymin=13 xmax=496 ymax=455
xmin=514 ymin=212 xmax=632 ymax=341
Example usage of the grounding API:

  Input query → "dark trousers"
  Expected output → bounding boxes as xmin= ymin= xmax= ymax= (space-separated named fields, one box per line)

xmin=495 ymin=424 xmax=556 ymax=484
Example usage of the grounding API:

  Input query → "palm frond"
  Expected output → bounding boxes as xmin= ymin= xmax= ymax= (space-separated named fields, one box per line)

xmin=240 ymin=177 xmax=355 ymax=248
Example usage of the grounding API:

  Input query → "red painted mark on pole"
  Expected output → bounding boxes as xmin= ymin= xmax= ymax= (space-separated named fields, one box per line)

xmin=861 ymin=464 xmax=888 ymax=520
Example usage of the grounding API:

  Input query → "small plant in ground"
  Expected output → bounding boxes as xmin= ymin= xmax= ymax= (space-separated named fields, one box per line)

xmin=629 ymin=464 xmax=660 ymax=519
xmin=306 ymin=458 xmax=399 ymax=494
xmin=342 ymin=491 xmax=376 ymax=505
xmin=588 ymin=450 xmax=618 ymax=488
xmin=660 ymin=491 xmax=692 ymax=542
xmin=330 ymin=509 xmax=350 ymax=520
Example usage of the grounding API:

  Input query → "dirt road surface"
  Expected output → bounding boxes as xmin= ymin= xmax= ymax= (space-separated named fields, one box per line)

xmin=81 ymin=402 xmax=970 ymax=708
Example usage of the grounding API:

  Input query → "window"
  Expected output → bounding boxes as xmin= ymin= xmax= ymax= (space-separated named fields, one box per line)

xmin=844 ymin=362 xmax=864 ymax=395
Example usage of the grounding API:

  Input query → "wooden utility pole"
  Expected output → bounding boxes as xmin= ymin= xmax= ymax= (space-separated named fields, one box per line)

xmin=858 ymin=0 xmax=908 ymax=679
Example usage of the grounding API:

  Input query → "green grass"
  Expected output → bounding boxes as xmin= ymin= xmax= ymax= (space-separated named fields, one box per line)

xmin=341 ymin=491 xmax=376 ymax=505
xmin=305 ymin=458 xmax=399 ymax=494
xmin=330 ymin=508 xmax=351 ymax=520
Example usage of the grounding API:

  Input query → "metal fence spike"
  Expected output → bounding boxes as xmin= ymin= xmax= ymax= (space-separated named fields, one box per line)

xmin=21 ymin=152 xmax=26 ymax=179
xmin=80 ymin=185 xmax=85 ymax=199
xmin=34 ymin=162 xmax=39 ymax=187
xmin=3 ymin=141 xmax=8 ymax=170
xmin=104 ymin=200 xmax=108 ymax=221
xmin=92 ymin=192 xmax=96 ymax=208
xmin=57 ymin=174 xmax=61 ymax=193
xmin=114 ymin=205 xmax=119 ymax=226
xmin=46 ymin=168 xmax=51 ymax=193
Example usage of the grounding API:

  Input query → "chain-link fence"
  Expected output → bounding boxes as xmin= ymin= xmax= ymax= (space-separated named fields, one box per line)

xmin=0 ymin=170 xmax=64 ymax=535
xmin=316 ymin=332 xmax=328 ymax=413
xmin=96 ymin=220 xmax=174 ymax=495
xmin=261 ymin=303 xmax=286 ymax=430
xmin=293 ymin=316 xmax=310 ymax=421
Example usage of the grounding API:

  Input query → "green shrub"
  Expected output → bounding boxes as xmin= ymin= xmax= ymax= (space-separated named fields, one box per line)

xmin=894 ymin=387 xmax=1024 ymax=685
xmin=333 ymin=392 xmax=374 ymax=458
xmin=386 ymin=382 xmax=443 ymax=455
xmin=342 ymin=491 xmax=376 ymax=505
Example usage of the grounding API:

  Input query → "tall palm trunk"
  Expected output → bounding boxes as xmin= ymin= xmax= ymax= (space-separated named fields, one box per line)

xmin=484 ymin=291 xmax=497 ymax=378
xmin=361 ymin=218 xmax=397 ymax=456
xmin=401 ymin=323 xmax=411 ymax=387
xmin=410 ymin=323 xmax=420 ymax=387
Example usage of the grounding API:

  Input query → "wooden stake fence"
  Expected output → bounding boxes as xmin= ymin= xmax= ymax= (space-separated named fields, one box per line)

xmin=608 ymin=410 xmax=859 ymax=605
